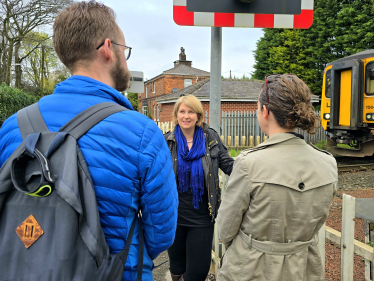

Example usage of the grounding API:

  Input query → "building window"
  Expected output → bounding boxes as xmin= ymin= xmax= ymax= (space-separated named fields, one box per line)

xmin=142 ymin=106 xmax=148 ymax=116
xmin=184 ymin=79 xmax=192 ymax=88
xmin=153 ymin=82 xmax=156 ymax=94
xmin=157 ymin=105 xmax=160 ymax=122
xmin=145 ymin=84 xmax=148 ymax=98
xmin=154 ymin=105 xmax=157 ymax=122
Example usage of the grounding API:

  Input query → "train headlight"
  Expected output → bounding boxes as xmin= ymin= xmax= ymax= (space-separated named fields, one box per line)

xmin=366 ymin=114 xmax=374 ymax=121
xmin=323 ymin=113 xmax=330 ymax=120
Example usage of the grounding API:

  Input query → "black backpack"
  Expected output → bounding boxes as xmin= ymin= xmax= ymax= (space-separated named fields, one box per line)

xmin=0 ymin=102 xmax=143 ymax=281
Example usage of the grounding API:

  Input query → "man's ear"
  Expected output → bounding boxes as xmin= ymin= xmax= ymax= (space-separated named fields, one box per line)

xmin=99 ymin=38 xmax=114 ymax=62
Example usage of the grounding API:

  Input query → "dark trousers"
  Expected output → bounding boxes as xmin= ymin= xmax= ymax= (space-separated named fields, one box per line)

xmin=168 ymin=225 xmax=215 ymax=281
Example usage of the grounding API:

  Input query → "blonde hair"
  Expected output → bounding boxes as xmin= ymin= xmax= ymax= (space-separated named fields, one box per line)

xmin=53 ymin=1 xmax=120 ymax=72
xmin=172 ymin=95 xmax=204 ymax=127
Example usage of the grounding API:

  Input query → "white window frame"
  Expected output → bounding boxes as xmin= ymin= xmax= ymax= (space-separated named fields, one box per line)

xmin=142 ymin=106 xmax=148 ymax=116
xmin=145 ymin=84 xmax=148 ymax=98
xmin=153 ymin=82 xmax=156 ymax=94
xmin=184 ymin=79 xmax=192 ymax=88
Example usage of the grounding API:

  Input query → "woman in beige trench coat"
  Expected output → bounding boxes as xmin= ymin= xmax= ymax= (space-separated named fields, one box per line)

xmin=217 ymin=74 xmax=338 ymax=281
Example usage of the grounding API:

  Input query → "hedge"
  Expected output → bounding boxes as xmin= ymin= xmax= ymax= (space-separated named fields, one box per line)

xmin=0 ymin=83 xmax=39 ymax=122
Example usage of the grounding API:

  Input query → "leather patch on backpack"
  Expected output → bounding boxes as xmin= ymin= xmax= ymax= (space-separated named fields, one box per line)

xmin=15 ymin=215 xmax=44 ymax=248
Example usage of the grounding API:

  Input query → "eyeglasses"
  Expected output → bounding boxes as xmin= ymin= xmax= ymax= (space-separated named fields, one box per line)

xmin=96 ymin=41 xmax=132 ymax=60
xmin=264 ymin=74 xmax=293 ymax=104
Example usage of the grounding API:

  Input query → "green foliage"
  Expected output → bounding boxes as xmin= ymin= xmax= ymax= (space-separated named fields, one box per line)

xmin=251 ymin=28 xmax=285 ymax=80
xmin=314 ymin=140 xmax=355 ymax=151
xmin=147 ymin=110 xmax=152 ymax=120
xmin=0 ymin=83 xmax=38 ymax=122
xmin=315 ymin=140 xmax=329 ymax=151
xmin=251 ymin=0 xmax=374 ymax=96
xmin=230 ymin=149 xmax=242 ymax=157
xmin=337 ymin=143 xmax=355 ymax=149
xmin=21 ymin=31 xmax=59 ymax=95
xmin=127 ymin=92 xmax=138 ymax=111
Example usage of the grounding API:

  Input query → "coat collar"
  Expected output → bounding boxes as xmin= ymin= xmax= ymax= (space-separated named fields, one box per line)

xmin=167 ymin=128 xmax=176 ymax=141
xmin=257 ymin=133 xmax=305 ymax=148
xmin=53 ymin=75 xmax=134 ymax=110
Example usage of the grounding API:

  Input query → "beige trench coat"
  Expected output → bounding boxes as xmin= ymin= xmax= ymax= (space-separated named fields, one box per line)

xmin=217 ymin=133 xmax=338 ymax=281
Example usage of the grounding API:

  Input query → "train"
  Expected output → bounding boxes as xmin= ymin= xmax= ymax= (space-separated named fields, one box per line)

xmin=321 ymin=49 xmax=374 ymax=157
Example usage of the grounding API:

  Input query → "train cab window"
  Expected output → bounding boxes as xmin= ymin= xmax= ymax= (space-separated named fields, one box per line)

xmin=366 ymin=62 xmax=374 ymax=95
xmin=325 ymin=70 xmax=331 ymax=98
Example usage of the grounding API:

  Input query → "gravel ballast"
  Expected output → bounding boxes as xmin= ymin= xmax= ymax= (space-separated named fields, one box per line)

xmin=325 ymin=169 xmax=374 ymax=281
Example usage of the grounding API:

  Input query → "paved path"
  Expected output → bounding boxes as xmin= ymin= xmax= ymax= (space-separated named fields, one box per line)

xmin=152 ymin=251 xmax=170 ymax=281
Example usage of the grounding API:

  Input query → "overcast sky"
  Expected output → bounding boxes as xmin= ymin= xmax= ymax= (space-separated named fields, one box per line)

xmin=98 ymin=0 xmax=264 ymax=81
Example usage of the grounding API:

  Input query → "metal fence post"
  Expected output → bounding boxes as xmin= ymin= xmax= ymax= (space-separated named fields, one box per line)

xmin=255 ymin=110 xmax=259 ymax=138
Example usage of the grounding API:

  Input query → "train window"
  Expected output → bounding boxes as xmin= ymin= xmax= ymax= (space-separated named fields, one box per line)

xmin=366 ymin=62 xmax=374 ymax=95
xmin=325 ymin=70 xmax=331 ymax=98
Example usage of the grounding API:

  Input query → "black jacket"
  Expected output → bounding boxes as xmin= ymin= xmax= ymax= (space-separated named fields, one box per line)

xmin=164 ymin=123 xmax=234 ymax=220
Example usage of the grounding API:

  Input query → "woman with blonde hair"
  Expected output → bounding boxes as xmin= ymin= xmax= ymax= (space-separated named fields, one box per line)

xmin=164 ymin=94 xmax=234 ymax=281
xmin=217 ymin=74 xmax=338 ymax=281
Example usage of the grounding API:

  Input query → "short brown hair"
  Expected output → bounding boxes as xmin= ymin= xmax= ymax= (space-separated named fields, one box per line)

xmin=53 ymin=1 xmax=120 ymax=71
xmin=259 ymin=74 xmax=320 ymax=134
xmin=172 ymin=95 xmax=204 ymax=127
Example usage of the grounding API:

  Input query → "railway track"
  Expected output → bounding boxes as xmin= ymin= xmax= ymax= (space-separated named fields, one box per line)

xmin=338 ymin=163 xmax=374 ymax=172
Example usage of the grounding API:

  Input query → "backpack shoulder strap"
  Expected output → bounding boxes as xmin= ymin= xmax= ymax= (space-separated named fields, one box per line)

xmin=59 ymin=102 xmax=129 ymax=139
xmin=17 ymin=103 xmax=50 ymax=140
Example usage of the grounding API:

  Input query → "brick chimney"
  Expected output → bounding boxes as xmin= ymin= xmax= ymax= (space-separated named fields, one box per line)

xmin=174 ymin=47 xmax=192 ymax=67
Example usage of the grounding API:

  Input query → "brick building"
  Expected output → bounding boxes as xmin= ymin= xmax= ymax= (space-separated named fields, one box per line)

xmin=138 ymin=47 xmax=210 ymax=121
xmin=156 ymin=78 xmax=264 ymax=123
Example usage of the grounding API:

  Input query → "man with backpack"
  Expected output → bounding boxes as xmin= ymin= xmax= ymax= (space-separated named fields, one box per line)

xmin=0 ymin=1 xmax=178 ymax=281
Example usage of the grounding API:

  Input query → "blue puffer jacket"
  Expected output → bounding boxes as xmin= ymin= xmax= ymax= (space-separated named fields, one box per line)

xmin=0 ymin=76 xmax=178 ymax=281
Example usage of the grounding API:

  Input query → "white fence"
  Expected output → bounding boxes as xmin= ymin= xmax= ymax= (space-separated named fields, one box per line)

xmin=211 ymin=179 xmax=374 ymax=280
xmin=318 ymin=194 xmax=374 ymax=281
xmin=158 ymin=111 xmax=328 ymax=145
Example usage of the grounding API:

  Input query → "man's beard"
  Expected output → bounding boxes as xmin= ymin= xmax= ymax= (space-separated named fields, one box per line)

xmin=111 ymin=52 xmax=130 ymax=92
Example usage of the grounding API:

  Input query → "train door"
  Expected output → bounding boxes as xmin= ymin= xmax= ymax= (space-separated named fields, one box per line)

xmin=330 ymin=59 xmax=363 ymax=130
xmin=338 ymin=69 xmax=352 ymax=126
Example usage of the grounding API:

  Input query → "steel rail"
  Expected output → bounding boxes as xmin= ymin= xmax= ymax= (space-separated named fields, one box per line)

xmin=338 ymin=163 xmax=374 ymax=172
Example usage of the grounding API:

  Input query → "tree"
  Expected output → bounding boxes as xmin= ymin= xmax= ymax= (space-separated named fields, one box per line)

xmin=21 ymin=31 xmax=58 ymax=95
xmin=0 ymin=0 xmax=71 ymax=87
xmin=251 ymin=28 xmax=285 ymax=80
xmin=269 ymin=29 xmax=321 ymax=94
xmin=127 ymin=92 xmax=139 ymax=111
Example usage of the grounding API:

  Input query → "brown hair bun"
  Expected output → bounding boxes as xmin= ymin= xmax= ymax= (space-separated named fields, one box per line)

xmin=259 ymin=74 xmax=320 ymax=135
